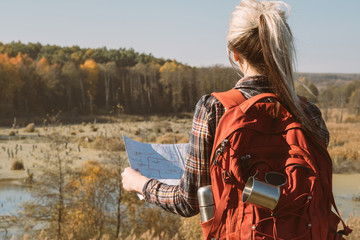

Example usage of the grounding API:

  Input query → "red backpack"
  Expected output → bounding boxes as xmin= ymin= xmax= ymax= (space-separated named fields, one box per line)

xmin=200 ymin=89 xmax=352 ymax=240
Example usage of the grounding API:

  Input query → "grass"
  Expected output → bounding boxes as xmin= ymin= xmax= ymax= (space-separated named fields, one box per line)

xmin=326 ymin=122 xmax=360 ymax=173
xmin=345 ymin=214 xmax=360 ymax=239
xmin=320 ymin=108 xmax=360 ymax=173
xmin=155 ymin=133 xmax=189 ymax=144
xmin=23 ymin=123 xmax=35 ymax=133
xmin=11 ymin=159 xmax=24 ymax=170
xmin=78 ymin=136 xmax=125 ymax=151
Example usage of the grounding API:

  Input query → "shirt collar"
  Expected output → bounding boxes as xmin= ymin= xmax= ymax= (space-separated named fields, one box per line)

xmin=234 ymin=75 xmax=271 ymax=89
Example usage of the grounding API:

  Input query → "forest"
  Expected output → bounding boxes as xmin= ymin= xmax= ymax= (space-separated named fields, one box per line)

xmin=1 ymin=41 xmax=359 ymax=122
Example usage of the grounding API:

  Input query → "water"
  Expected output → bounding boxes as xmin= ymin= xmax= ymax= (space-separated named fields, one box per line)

xmin=0 ymin=174 xmax=359 ymax=219
xmin=0 ymin=181 xmax=32 ymax=216
xmin=333 ymin=173 xmax=360 ymax=218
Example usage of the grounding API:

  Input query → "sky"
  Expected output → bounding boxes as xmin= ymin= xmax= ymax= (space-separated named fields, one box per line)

xmin=0 ymin=0 xmax=359 ymax=73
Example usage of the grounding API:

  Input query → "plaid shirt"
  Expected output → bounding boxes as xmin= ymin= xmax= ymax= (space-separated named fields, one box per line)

xmin=142 ymin=75 xmax=329 ymax=217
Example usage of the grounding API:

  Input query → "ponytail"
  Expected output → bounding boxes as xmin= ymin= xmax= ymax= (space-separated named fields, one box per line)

xmin=228 ymin=0 xmax=321 ymax=139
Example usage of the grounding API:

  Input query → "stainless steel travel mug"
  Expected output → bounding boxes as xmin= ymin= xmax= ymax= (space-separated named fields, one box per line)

xmin=198 ymin=185 xmax=214 ymax=222
xmin=242 ymin=176 xmax=280 ymax=210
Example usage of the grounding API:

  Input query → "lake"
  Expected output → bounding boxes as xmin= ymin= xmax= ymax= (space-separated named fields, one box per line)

xmin=333 ymin=173 xmax=360 ymax=217
xmin=0 ymin=173 xmax=358 ymax=237
xmin=0 ymin=181 xmax=32 ymax=216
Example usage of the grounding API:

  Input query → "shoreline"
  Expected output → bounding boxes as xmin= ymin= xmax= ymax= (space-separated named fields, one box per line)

xmin=0 ymin=170 xmax=28 ymax=182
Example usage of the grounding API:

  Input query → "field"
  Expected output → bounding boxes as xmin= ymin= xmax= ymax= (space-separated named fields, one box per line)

xmin=325 ymin=108 xmax=360 ymax=173
xmin=0 ymin=115 xmax=192 ymax=180
xmin=0 ymin=109 xmax=359 ymax=239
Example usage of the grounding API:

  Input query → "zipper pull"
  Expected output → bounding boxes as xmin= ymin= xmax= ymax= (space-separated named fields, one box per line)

xmin=213 ymin=139 xmax=228 ymax=166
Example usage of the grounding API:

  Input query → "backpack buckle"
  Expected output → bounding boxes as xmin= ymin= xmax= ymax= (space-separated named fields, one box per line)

xmin=222 ymin=171 xmax=233 ymax=183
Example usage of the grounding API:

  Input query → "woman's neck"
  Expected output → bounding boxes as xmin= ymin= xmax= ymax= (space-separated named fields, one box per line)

xmin=238 ymin=60 xmax=261 ymax=76
xmin=243 ymin=68 xmax=261 ymax=77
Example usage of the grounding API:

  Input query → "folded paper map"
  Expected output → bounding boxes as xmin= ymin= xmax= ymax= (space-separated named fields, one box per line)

xmin=123 ymin=135 xmax=188 ymax=190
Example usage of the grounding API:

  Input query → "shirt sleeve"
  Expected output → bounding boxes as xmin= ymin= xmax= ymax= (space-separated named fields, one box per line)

xmin=142 ymin=94 xmax=223 ymax=217
xmin=303 ymin=101 xmax=330 ymax=147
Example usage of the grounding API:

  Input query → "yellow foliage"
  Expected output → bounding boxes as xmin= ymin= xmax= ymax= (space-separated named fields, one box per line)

xmin=345 ymin=213 xmax=360 ymax=240
xmin=36 ymin=57 xmax=50 ymax=75
xmin=9 ymin=52 xmax=24 ymax=65
xmin=159 ymin=61 xmax=178 ymax=73
xmin=179 ymin=215 xmax=203 ymax=240
xmin=64 ymin=160 xmax=115 ymax=239
xmin=81 ymin=59 xmax=99 ymax=72
xmin=80 ymin=59 xmax=99 ymax=98
xmin=158 ymin=60 xmax=189 ymax=111
xmin=0 ymin=53 xmax=25 ymax=100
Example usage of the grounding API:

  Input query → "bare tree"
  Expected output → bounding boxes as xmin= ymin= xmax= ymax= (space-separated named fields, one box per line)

xmin=24 ymin=132 xmax=74 ymax=240
xmin=99 ymin=62 xmax=117 ymax=111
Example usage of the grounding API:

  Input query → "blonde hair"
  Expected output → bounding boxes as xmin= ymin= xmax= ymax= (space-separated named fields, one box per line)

xmin=227 ymin=0 xmax=320 ymax=139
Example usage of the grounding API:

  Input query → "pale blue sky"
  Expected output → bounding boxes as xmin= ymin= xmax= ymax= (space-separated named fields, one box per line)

xmin=0 ymin=0 xmax=359 ymax=73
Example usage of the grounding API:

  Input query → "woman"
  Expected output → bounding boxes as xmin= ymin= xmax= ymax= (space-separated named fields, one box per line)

xmin=122 ymin=0 xmax=336 ymax=238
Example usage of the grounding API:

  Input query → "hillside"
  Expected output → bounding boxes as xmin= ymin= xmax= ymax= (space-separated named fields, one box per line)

xmin=296 ymin=73 xmax=360 ymax=89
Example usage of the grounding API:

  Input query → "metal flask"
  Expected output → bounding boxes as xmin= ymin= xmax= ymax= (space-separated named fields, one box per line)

xmin=242 ymin=176 xmax=280 ymax=210
xmin=197 ymin=185 xmax=214 ymax=223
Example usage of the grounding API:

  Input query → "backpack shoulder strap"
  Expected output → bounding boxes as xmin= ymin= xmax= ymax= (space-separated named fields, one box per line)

xmin=211 ymin=89 xmax=246 ymax=109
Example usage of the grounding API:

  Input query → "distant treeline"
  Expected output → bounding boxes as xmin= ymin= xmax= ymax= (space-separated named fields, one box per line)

xmin=296 ymin=72 xmax=360 ymax=90
xmin=295 ymin=75 xmax=360 ymax=120
xmin=0 ymin=41 xmax=359 ymax=119
xmin=0 ymin=41 xmax=238 ymax=118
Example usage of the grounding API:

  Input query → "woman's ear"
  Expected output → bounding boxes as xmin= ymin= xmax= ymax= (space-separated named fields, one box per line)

xmin=233 ymin=51 xmax=240 ymax=62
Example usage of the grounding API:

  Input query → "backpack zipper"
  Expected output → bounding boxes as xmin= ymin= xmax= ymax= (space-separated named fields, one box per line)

xmin=213 ymin=139 xmax=228 ymax=165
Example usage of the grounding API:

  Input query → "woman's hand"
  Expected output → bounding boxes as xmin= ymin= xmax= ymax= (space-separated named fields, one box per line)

xmin=121 ymin=167 xmax=149 ymax=193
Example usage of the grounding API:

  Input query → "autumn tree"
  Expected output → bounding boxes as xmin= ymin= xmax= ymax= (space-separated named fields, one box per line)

xmin=99 ymin=62 xmax=117 ymax=111
xmin=196 ymin=65 xmax=232 ymax=95
xmin=129 ymin=62 xmax=162 ymax=113
xmin=145 ymin=62 xmax=161 ymax=112
xmin=80 ymin=59 xmax=99 ymax=115
xmin=0 ymin=53 xmax=26 ymax=114
xmin=64 ymin=160 xmax=117 ymax=239
xmin=101 ymin=148 xmax=128 ymax=238
xmin=348 ymin=89 xmax=360 ymax=116
xmin=62 ymin=61 xmax=83 ymax=114
xmin=159 ymin=61 xmax=176 ymax=110
xmin=333 ymin=85 xmax=348 ymax=123
xmin=319 ymin=87 xmax=334 ymax=121
xmin=16 ymin=53 xmax=41 ymax=115
xmin=159 ymin=61 xmax=196 ymax=112
xmin=36 ymin=57 xmax=65 ymax=112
